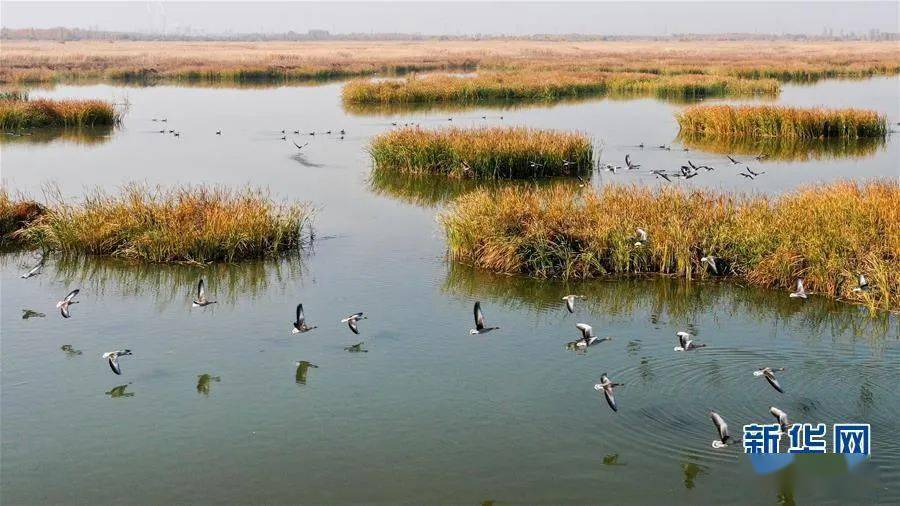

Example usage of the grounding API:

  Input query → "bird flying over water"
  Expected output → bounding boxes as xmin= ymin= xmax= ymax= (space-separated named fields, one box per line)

xmin=674 ymin=331 xmax=706 ymax=351
xmin=739 ymin=171 xmax=755 ymax=180
xmin=789 ymin=279 xmax=807 ymax=299
xmin=852 ymin=274 xmax=869 ymax=293
xmin=727 ymin=155 xmax=740 ymax=165
xmin=292 ymin=303 xmax=317 ymax=334
xmin=770 ymin=406 xmax=790 ymax=431
xmin=635 ymin=227 xmax=648 ymax=246
xmin=56 ymin=289 xmax=80 ymax=318
xmin=562 ymin=294 xmax=585 ymax=313
xmin=625 ymin=154 xmax=640 ymax=170
xmin=700 ymin=255 xmax=718 ymax=275
xmin=102 ymin=350 xmax=132 ymax=375
xmin=471 ymin=301 xmax=500 ymax=334
xmin=746 ymin=167 xmax=765 ymax=177
xmin=341 ymin=312 xmax=367 ymax=334
xmin=594 ymin=373 xmax=624 ymax=412
xmin=292 ymin=140 xmax=309 ymax=150
xmin=709 ymin=411 xmax=731 ymax=448
xmin=574 ymin=323 xmax=611 ymax=349
xmin=754 ymin=367 xmax=786 ymax=393
xmin=192 ymin=279 xmax=216 ymax=307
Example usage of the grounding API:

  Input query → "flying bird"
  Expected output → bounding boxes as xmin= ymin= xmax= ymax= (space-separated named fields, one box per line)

xmin=709 ymin=411 xmax=731 ymax=448
xmin=789 ymin=279 xmax=807 ymax=299
xmin=625 ymin=154 xmax=641 ymax=170
xmin=292 ymin=303 xmax=317 ymax=334
xmin=739 ymin=171 xmax=755 ymax=180
xmin=102 ymin=350 xmax=132 ymax=375
xmin=56 ymin=289 xmax=80 ymax=318
xmin=746 ymin=167 xmax=765 ymax=177
xmin=770 ymin=406 xmax=790 ymax=431
xmin=594 ymin=373 xmax=624 ymax=412
xmin=576 ymin=323 xmax=612 ymax=349
xmin=470 ymin=301 xmax=500 ymax=334
xmin=562 ymin=294 xmax=585 ymax=313
xmin=700 ymin=255 xmax=718 ymax=275
xmin=852 ymin=274 xmax=869 ymax=293
xmin=754 ymin=367 xmax=786 ymax=393
xmin=292 ymin=140 xmax=309 ymax=150
xmin=727 ymin=155 xmax=740 ymax=165
xmin=674 ymin=331 xmax=706 ymax=351
xmin=341 ymin=312 xmax=367 ymax=334
xmin=635 ymin=227 xmax=648 ymax=246
xmin=192 ymin=279 xmax=216 ymax=307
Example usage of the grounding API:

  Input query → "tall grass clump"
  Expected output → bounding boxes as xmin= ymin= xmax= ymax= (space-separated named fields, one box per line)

xmin=23 ymin=184 xmax=313 ymax=263
xmin=676 ymin=105 xmax=887 ymax=139
xmin=441 ymin=180 xmax=899 ymax=311
xmin=370 ymin=126 xmax=593 ymax=179
xmin=0 ymin=189 xmax=45 ymax=245
xmin=0 ymin=97 xmax=122 ymax=129
xmin=344 ymin=72 xmax=778 ymax=105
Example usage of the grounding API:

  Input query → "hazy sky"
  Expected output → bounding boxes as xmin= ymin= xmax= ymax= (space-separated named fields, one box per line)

xmin=2 ymin=1 xmax=897 ymax=36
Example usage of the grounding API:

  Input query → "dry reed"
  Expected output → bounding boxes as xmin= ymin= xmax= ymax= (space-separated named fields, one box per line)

xmin=676 ymin=105 xmax=887 ymax=139
xmin=441 ymin=181 xmax=899 ymax=311
xmin=370 ymin=126 xmax=593 ymax=178
xmin=22 ymin=184 xmax=313 ymax=263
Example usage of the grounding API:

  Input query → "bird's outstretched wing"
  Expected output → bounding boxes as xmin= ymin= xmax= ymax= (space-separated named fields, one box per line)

xmin=474 ymin=301 xmax=485 ymax=331
xmin=296 ymin=303 xmax=305 ymax=326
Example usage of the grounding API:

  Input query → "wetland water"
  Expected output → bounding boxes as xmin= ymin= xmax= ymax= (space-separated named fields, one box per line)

xmin=2 ymin=76 xmax=899 ymax=504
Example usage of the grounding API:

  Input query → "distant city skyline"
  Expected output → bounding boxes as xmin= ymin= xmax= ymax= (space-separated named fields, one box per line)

xmin=2 ymin=1 xmax=897 ymax=37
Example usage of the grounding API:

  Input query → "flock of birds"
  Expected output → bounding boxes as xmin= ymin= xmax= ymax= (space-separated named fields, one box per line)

xmin=150 ymin=117 xmax=347 ymax=142
xmin=19 ymin=247 xmax=873 ymax=449
xmin=593 ymin=149 xmax=770 ymax=184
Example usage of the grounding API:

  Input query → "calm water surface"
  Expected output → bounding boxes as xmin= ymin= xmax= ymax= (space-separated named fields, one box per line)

xmin=2 ymin=77 xmax=899 ymax=504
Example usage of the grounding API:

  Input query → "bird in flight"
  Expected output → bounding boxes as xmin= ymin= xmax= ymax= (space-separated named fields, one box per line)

xmin=674 ymin=331 xmax=706 ymax=351
xmin=594 ymin=373 xmax=624 ymax=412
xmin=102 ymin=349 xmax=132 ymax=375
xmin=292 ymin=303 xmax=317 ymax=334
xmin=754 ymin=367 xmax=786 ymax=393
xmin=341 ymin=312 xmax=367 ymax=334
xmin=192 ymin=279 xmax=217 ymax=307
xmin=470 ymin=301 xmax=500 ymax=334
xmin=56 ymin=289 xmax=80 ymax=318
xmin=562 ymin=294 xmax=585 ymax=313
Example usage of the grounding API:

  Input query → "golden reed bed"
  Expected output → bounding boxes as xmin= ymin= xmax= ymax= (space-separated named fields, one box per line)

xmin=676 ymin=105 xmax=887 ymax=139
xmin=7 ymin=184 xmax=312 ymax=263
xmin=441 ymin=181 xmax=899 ymax=311
xmin=1 ymin=40 xmax=897 ymax=83
xmin=369 ymin=126 xmax=593 ymax=179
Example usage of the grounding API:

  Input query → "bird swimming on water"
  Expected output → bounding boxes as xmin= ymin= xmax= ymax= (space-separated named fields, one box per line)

xmin=674 ymin=331 xmax=706 ymax=351
xmin=562 ymin=294 xmax=585 ymax=313
xmin=344 ymin=342 xmax=368 ymax=352
xmin=594 ymin=373 xmax=624 ymax=412
xmin=470 ymin=301 xmax=499 ymax=334
xmin=102 ymin=350 xmax=132 ymax=375
xmin=709 ymin=411 xmax=731 ymax=448
xmin=754 ymin=367 xmax=786 ymax=393
xmin=192 ymin=279 xmax=216 ymax=307
xmin=292 ymin=303 xmax=317 ymax=334
xmin=341 ymin=312 xmax=367 ymax=334
xmin=789 ymin=279 xmax=807 ymax=299
xmin=56 ymin=288 xmax=80 ymax=318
